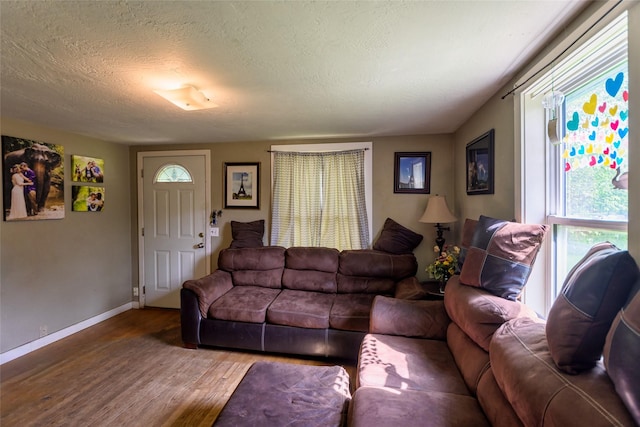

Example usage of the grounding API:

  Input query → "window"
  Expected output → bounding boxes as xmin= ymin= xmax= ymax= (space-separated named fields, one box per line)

xmin=520 ymin=13 xmax=628 ymax=313
xmin=270 ymin=142 xmax=372 ymax=251
xmin=155 ymin=164 xmax=193 ymax=183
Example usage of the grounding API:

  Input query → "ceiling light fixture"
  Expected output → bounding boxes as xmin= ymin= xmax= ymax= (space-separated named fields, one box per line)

xmin=154 ymin=85 xmax=218 ymax=111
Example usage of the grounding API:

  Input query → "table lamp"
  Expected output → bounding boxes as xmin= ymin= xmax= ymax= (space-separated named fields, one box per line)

xmin=419 ymin=194 xmax=457 ymax=254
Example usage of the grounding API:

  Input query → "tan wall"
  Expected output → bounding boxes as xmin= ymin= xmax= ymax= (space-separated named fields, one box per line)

xmin=129 ymin=133 xmax=454 ymax=285
xmin=0 ymin=117 xmax=132 ymax=353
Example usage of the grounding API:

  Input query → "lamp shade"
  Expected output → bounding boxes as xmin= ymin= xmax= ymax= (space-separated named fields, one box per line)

xmin=419 ymin=195 xmax=457 ymax=224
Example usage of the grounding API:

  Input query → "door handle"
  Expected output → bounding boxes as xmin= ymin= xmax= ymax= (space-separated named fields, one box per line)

xmin=196 ymin=232 xmax=205 ymax=249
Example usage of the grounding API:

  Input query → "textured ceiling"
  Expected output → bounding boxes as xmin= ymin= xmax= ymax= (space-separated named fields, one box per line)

xmin=0 ymin=1 xmax=587 ymax=145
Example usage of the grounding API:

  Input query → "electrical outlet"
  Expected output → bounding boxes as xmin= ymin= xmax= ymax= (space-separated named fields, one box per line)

xmin=210 ymin=227 xmax=219 ymax=237
xmin=39 ymin=325 xmax=48 ymax=338
xmin=133 ymin=287 xmax=139 ymax=297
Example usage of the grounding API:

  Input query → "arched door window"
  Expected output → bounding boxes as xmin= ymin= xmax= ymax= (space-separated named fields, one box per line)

xmin=154 ymin=164 xmax=193 ymax=183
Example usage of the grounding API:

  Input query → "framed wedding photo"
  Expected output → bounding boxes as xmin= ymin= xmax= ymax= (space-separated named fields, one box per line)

xmin=224 ymin=162 xmax=260 ymax=209
xmin=466 ymin=129 xmax=495 ymax=195
xmin=393 ymin=152 xmax=431 ymax=194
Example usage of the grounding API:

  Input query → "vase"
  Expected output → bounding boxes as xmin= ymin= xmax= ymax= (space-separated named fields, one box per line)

xmin=439 ymin=275 xmax=450 ymax=293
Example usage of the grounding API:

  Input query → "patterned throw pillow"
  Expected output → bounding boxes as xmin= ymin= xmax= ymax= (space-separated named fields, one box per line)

xmin=546 ymin=242 xmax=639 ymax=374
xmin=459 ymin=215 xmax=548 ymax=300
xmin=604 ymin=288 xmax=640 ymax=425
xmin=373 ymin=217 xmax=423 ymax=255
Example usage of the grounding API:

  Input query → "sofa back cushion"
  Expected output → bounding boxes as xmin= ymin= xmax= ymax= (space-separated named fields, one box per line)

xmin=444 ymin=276 xmax=538 ymax=351
xmin=603 ymin=288 xmax=640 ymax=425
xmin=282 ymin=247 xmax=339 ymax=293
xmin=337 ymin=250 xmax=417 ymax=293
xmin=458 ymin=218 xmax=478 ymax=270
xmin=546 ymin=242 xmax=639 ymax=374
xmin=459 ymin=215 xmax=548 ymax=301
xmin=218 ymin=246 xmax=285 ymax=288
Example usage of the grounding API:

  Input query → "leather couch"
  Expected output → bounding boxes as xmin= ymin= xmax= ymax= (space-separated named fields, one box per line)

xmin=348 ymin=275 xmax=639 ymax=426
xmin=180 ymin=245 xmax=418 ymax=359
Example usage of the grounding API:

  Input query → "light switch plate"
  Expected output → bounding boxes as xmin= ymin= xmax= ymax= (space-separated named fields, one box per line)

xmin=210 ymin=227 xmax=219 ymax=237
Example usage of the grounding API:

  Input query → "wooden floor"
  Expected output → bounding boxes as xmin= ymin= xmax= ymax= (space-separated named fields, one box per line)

xmin=0 ymin=308 xmax=355 ymax=427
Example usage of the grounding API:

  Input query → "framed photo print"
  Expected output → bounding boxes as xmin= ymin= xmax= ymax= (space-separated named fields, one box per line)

xmin=2 ymin=135 xmax=64 ymax=221
xmin=466 ymin=129 xmax=495 ymax=195
xmin=72 ymin=186 xmax=105 ymax=212
xmin=224 ymin=162 xmax=260 ymax=209
xmin=72 ymin=155 xmax=104 ymax=183
xmin=393 ymin=152 xmax=431 ymax=194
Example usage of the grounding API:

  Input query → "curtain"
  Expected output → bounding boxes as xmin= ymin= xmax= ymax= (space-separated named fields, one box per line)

xmin=271 ymin=149 xmax=369 ymax=250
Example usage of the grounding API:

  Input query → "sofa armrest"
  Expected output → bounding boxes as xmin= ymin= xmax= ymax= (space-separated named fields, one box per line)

xmin=180 ymin=288 xmax=202 ymax=348
xmin=182 ymin=269 xmax=234 ymax=317
xmin=369 ymin=295 xmax=450 ymax=339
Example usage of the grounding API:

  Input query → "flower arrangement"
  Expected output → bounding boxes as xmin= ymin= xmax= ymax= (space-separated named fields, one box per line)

xmin=426 ymin=244 xmax=461 ymax=285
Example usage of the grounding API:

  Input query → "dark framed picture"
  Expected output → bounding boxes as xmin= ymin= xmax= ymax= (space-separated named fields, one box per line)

xmin=224 ymin=162 xmax=260 ymax=209
xmin=466 ymin=129 xmax=495 ymax=195
xmin=394 ymin=152 xmax=431 ymax=194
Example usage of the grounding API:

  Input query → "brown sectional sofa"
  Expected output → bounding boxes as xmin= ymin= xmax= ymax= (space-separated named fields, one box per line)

xmin=180 ymin=245 xmax=418 ymax=359
xmin=349 ymin=275 xmax=638 ymax=426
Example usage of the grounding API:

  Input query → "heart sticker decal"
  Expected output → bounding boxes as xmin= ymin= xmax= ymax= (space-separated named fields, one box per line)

xmin=598 ymin=155 xmax=604 ymax=164
xmin=609 ymin=105 xmax=618 ymax=116
xmin=579 ymin=145 xmax=586 ymax=155
xmin=588 ymin=132 xmax=596 ymax=141
xmin=601 ymin=118 xmax=610 ymax=127
xmin=565 ymin=162 xmax=571 ymax=172
xmin=606 ymin=133 xmax=614 ymax=143
xmin=582 ymin=94 xmax=597 ymax=115
xmin=605 ymin=72 xmax=624 ymax=97
xmin=610 ymin=161 xmax=617 ymax=169
xmin=570 ymin=146 xmax=577 ymax=157
xmin=598 ymin=102 xmax=607 ymax=113
xmin=567 ymin=112 xmax=580 ymax=131
xmin=587 ymin=144 xmax=594 ymax=154
xmin=614 ymin=140 xmax=621 ymax=149
xmin=622 ymin=90 xmax=629 ymax=102
xmin=618 ymin=128 xmax=628 ymax=139
xmin=591 ymin=117 xmax=599 ymax=127
xmin=604 ymin=146 xmax=610 ymax=155
xmin=611 ymin=120 xmax=619 ymax=131
xmin=589 ymin=156 xmax=597 ymax=166
xmin=620 ymin=110 xmax=628 ymax=121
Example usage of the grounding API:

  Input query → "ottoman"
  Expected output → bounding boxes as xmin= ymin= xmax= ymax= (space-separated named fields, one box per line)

xmin=213 ymin=361 xmax=352 ymax=427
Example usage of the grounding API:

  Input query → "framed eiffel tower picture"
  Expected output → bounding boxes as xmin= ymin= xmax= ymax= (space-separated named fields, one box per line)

xmin=224 ymin=162 xmax=260 ymax=209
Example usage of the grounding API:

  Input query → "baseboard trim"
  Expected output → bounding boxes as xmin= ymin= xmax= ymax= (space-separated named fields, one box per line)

xmin=0 ymin=302 xmax=133 ymax=365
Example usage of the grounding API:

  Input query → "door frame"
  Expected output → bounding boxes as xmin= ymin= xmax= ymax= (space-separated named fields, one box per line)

xmin=136 ymin=150 xmax=212 ymax=308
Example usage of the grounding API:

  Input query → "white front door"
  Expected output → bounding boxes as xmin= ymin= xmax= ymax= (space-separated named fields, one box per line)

xmin=139 ymin=151 xmax=210 ymax=308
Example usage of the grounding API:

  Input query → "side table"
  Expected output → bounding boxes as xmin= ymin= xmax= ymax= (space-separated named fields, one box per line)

xmin=420 ymin=280 xmax=446 ymax=300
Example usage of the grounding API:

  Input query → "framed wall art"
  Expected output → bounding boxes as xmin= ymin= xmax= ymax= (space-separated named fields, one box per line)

xmin=466 ymin=129 xmax=495 ymax=195
xmin=393 ymin=152 xmax=431 ymax=194
xmin=224 ymin=162 xmax=260 ymax=209
xmin=72 ymin=186 xmax=105 ymax=212
xmin=2 ymin=135 xmax=64 ymax=221
xmin=72 ymin=155 xmax=104 ymax=183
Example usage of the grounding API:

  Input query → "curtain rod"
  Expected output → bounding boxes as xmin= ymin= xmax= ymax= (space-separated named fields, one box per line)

xmin=501 ymin=0 xmax=623 ymax=99
xmin=267 ymin=148 xmax=369 ymax=154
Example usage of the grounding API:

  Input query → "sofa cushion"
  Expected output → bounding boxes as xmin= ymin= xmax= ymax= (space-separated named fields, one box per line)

xmin=208 ymin=286 xmax=281 ymax=323
xmin=218 ymin=246 xmax=285 ymax=288
xmin=444 ymin=276 xmax=538 ymax=351
xmin=604 ymin=289 xmax=640 ymax=424
xmin=446 ymin=322 xmax=490 ymax=395
xmin=282 ymin=247 xmax=339 ymax=292
xmin=458 ymin=217 xmax=478 ymax=270
xmin=372 ymin=217 xmax=423 ymax=255
xmin=394 ymin=276 xmax=429 ymax=300
xmin=267 ymin=289 xmax=335 ymax=329
xmin=349 ymin=387 xmax=490 ymax=427
xmin=459 ymin=215 xmax=547 ymax=300
xmin=357 ymin=333 xmax=469 ymax=395
xmin=339 ymin=250 xmax=417 ymax=280
xmin=369 ymin=296 xmax=449 ymax=339
xmin=491 ymin=317 xmax=636 ymax=427
xmin=476 ymin=369 xmax=524 ymax=427
xmin=329 ymin=293 xmax=375 ymax=332
xmin=546 ymin=242 xmax=639 ymax=374
xmin=229 ymin=220 xmax=264 ymax=248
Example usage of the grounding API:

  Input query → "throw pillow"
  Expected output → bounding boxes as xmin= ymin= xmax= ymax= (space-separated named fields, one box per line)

xmin=458 ymin=218 xmax=478 ymax=270
xmin=459 ymin=215 xmax=548 ymax=300
xmin=546 ymin=242 xmax=639 ymax=374
xmin=229 ymin=220 xmax=265 ymax=248
xmin=372 ymin=217 xmax=423 ymax=255
xmin=603 ymin=288 xmax=640 ymax=425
